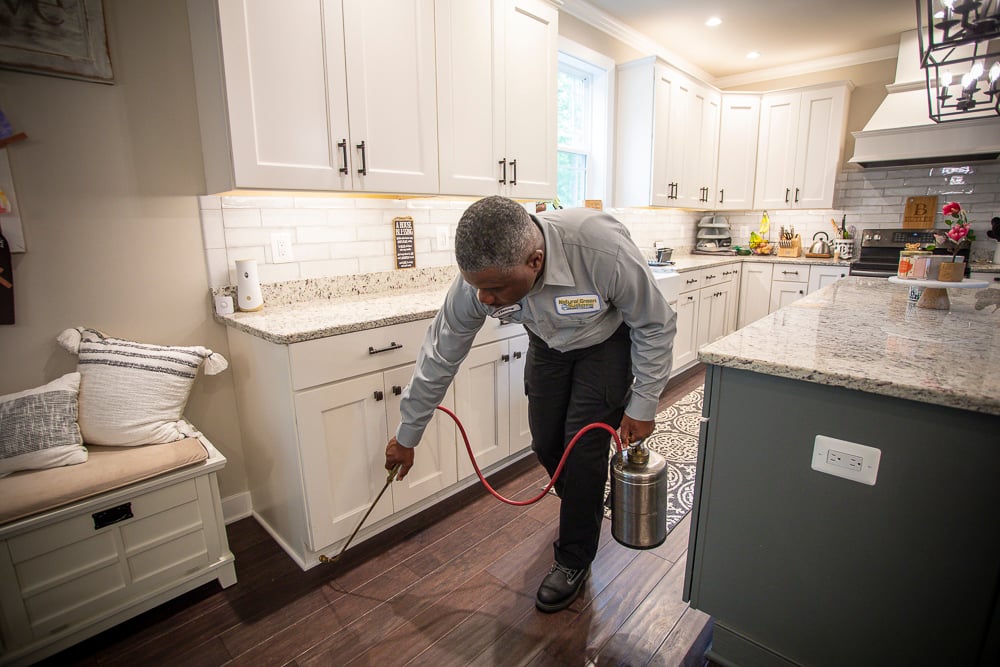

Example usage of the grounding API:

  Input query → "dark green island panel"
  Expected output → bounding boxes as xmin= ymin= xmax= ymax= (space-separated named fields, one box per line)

xmin=683 ymin=277 xmax=1000 ymax=667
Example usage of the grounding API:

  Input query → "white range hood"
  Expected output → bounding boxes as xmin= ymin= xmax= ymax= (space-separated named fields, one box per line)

xmin=850 ymin=30 xmax=1000 ymax=168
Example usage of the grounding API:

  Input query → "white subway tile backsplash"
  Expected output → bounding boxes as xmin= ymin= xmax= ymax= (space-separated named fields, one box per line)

xmin=205 ymin=248 xmax=230 ymax=288
xmin=300 ymin=258 xmax=360 ymax=278
xmin=330 ymin=241 xmax=385 ymax=259
xmin=258 ymin=261 xmax=301 ymax=283
xmin=358 ymin=256 xmax=397 ymax=273
xmin=222 ymin=208 xmax=262 ymax=228
xmin=200 ymin=209 xmax=225 ymax=249
xmin=293 ymin=196 xmax=356 ymax=209
xmin=225 ymin=227 xmax=272 ymax=247
xmin=260 ymin=208 xmax=327 ymax=227
xmin=222 ymin=195 xmax=295 ymax=208
xmin=326 ymin=208 xmax=381 ymax=226
xmin=297 ymin=225 xmax=356 ymax=244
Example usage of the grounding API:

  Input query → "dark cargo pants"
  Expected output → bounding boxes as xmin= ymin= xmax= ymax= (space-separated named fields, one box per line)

xmin=524 ymin=322 xmax=633 ymax=570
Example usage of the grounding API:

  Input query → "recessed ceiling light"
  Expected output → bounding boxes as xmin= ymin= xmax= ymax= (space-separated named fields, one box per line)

xmin=706 ymin=17 xmax=722 ymax=27
xmin=746 ymin=51 xmax=760 ymax=59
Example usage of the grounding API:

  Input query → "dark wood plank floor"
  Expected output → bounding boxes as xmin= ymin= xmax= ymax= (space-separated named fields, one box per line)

xmin=41 ymin=365 xmax=709 ymax=667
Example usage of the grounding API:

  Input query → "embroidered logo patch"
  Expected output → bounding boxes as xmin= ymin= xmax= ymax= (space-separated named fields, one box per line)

xmin=554 ymin=294 xmax=602 ymax=315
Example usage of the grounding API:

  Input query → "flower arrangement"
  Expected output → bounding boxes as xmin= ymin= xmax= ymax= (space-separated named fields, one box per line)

xmin=933 ymin=201 xmax=974 ymax=260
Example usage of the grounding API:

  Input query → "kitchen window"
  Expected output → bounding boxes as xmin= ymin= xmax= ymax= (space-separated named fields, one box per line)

xmin=556 ymin=40 xmax=613 ymax=209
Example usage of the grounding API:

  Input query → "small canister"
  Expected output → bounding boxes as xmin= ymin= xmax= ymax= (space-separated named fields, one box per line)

xmin=897 ymin=250 xmax=931 ymax=279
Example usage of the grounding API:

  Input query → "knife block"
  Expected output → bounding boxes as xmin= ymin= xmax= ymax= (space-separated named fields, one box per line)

xmin=777 ymin=236 xmax=801 ymax=257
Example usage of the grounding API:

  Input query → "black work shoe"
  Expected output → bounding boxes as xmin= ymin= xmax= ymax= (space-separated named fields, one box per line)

xmin=535 ymin=562 xmax=590 ymax=613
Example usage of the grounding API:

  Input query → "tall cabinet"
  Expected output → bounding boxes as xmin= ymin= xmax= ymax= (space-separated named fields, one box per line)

xmin=189 ymin=0 xmax=439 ymax=194
xmin=614 ymin=58 xmax=720 ymax=209
xmin=753 ymin=83 xmax=851 ymax=210
xmin=435 ymin=0 xmax=558 ymax=199
xmin=715 ymin=94 xmax=760 ymax=210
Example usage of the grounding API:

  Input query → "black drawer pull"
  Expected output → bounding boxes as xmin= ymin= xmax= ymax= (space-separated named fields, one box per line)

xmin=392 ymin=385 xmax=402 ymax=396
xmin=374 ymin=390 xmax=384 ymax=401
xmin=512 ymin=351 xmax=522 ymax=359
xmin=501 ymin=354 xmax=510 ymax=363
xmin=93 ymin=503 xmax=133 ymax=530
xmin=368 ymin=342 xmax=402 ymax=355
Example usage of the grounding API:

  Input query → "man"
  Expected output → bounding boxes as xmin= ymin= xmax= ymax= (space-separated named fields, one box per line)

xmin=385 ymin=195 xmax=676 ymax=612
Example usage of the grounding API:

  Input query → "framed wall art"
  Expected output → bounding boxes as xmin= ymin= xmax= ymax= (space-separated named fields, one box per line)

xmin=0 ymin=0 xmax=113 ymax=84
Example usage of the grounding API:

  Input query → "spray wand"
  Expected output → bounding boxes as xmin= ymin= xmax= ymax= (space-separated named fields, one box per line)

xmin=319 ymin=406 xmax=628 ymax=563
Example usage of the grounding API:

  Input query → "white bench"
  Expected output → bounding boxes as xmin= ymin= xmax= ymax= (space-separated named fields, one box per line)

xmin=0 ymin=430 xmax=236 ymax=667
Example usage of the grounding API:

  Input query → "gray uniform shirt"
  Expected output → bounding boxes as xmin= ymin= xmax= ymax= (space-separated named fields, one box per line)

xmin=395 ymin=207 xmax=677 ymax=447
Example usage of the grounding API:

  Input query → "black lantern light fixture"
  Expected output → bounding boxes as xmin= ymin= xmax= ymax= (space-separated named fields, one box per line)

xmin=916 ymin=0 xmax=1000 ymax=122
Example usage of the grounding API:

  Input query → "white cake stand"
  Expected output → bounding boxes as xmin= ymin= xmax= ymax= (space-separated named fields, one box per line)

xmin=888 ymin=276 xmax=989 ymax=310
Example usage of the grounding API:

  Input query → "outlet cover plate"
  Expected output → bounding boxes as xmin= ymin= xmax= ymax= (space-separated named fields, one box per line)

xmin=271 ymin=232 xmax=294 ymax=263
xmin=811 ymin=435 xmax=881 ymax=486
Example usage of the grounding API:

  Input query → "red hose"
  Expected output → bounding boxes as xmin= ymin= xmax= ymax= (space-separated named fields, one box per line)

xmin=434 ymin=404 xmax=625 ymax=506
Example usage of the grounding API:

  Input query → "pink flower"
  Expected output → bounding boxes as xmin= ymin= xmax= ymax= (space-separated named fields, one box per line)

xmin=947 ymin=224 xmax=969 ymax=243
xmin=942 ymin=201 xmax=962 ymax=217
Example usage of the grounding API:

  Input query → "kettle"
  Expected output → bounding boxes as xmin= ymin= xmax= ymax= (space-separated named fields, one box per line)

xmin=809 ymin=231 xmax=832 ymax=255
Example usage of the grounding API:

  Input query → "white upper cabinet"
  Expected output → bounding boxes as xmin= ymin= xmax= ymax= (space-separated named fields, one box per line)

xmin=615 ymin=58 xmax=719 ymax=209
xmin=753 ymin=83 xmax=851 ymax=210
xmin=189 ymin=0 xmax=438 ymax=194
xmin=715 ymin=94 xmax=760 ymax=210
xmin=436 ymin=0 xmax=558 ymax=199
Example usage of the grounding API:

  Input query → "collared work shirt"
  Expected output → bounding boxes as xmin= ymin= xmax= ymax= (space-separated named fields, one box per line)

xmin=395 ymin=207 xmax=677 ymax=447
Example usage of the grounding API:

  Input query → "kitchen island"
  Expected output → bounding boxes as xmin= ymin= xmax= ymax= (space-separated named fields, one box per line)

xmin=684 ymin=276 xmax=1000 ymax=667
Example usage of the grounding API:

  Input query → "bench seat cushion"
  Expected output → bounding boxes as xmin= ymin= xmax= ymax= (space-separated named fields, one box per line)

xmin=0 ymin=438 xmax=208 ymax=525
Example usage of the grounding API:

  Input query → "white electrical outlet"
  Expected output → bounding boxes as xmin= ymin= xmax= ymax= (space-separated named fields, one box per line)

xmin=812 ymin=435 xmax=881 ymax=485
xmin=436 ymin=226 xmax=450 ymax=249
xmin=271 ymin=232 xmax=294 ymax=263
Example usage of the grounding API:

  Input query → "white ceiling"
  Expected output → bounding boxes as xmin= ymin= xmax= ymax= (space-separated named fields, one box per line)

xmin=577 ymin=0 xmax=919 ymax=82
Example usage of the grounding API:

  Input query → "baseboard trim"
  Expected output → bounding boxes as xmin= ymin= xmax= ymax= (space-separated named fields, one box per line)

xmin=221 ymin=491 xmax=252 ymax=524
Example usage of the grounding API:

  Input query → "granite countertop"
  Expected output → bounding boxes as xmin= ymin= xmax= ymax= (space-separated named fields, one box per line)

xmin=698 ymin=276 xmax=1000 ymax=415
xmin=216 ymin=256 xmax=1000 ymax=347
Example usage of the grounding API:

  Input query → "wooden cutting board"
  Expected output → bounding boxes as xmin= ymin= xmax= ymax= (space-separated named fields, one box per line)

xmin=903 ymin=196 xmax=938 ymax=229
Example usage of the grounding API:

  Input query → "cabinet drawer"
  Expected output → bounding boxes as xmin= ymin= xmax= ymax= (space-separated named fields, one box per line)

xmin=772 ymin=265 xmax=808 ymax=283
xmin=290 ymin=319 xmax=432 ymax=390
xmin=679 ymin=269 xmax=704 ymax=292
xmin=702 ymin=264 xmax=737 ymax=288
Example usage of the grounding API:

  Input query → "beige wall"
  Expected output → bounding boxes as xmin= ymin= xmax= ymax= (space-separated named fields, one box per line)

xmin=558 ymin=13 xmax=645 ymax=63
xmin=0 ymin=0 xmax=247 ymax=496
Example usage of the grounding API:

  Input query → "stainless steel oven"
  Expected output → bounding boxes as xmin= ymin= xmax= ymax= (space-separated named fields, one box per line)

xmin=848 ymin=228 xmax=970 ymax=278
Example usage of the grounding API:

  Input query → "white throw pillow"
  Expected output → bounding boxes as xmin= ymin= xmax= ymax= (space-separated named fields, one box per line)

xmin=57 ymin=327 xmax=228 ymax=446
xmin=0 ymin=372 xmax=87 ymax=477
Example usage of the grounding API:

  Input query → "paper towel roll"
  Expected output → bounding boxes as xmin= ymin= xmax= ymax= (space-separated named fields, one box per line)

xmin=236 ymin=259 xmax=263 ymax=311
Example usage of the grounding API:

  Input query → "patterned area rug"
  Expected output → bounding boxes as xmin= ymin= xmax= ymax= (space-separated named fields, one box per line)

xmin=603 ymin=386 xmax=703 ymax=535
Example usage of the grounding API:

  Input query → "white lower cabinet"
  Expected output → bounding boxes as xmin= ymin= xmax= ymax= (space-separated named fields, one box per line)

xmin=226 ymin=319 xmax=528 ymax=569
xmin=769 ymin=264 xmax=809 ymax=312
xmin=807 ymin=265 xmax=849 ymax=294
xmin=674 ymin=263 xmax=740 ymax=373
xmin=737 ymin=262 xmax=773 ymax=328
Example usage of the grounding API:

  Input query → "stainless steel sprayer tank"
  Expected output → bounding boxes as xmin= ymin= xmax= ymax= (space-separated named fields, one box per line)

xmin=610 ymin=438 xmax=669 ymax=549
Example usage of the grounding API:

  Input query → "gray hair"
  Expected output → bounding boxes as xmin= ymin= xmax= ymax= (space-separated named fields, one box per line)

xmin=455 ymin=196 xmax=537 ymax=273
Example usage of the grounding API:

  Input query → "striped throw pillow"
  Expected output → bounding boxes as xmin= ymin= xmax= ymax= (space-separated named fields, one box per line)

xmin=57 ymin=327 xmax=228 ymax=446
xmin=0 ymin=372 xmax=87 ymax=477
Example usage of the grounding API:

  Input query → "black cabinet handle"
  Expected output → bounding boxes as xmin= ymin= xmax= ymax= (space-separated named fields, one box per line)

xmin=93 ymin=503 xmax=133 ymax=530
xmin=368 ymin=342 xmax=402 ymax=355
xmin=782 ymin=270 xmax=799 ymax=276
xmin=785 ymin=188 xmax=790 ymax=203
xmin=794 ymin=188 xmax=800 ymax=203
xmin=392 ymin=385 xmax=402 ymax=396
xmin=719 ymin=188 xmax=724 ymax=204
xmin=501 ymin=354 xmax=510 ymax=362
xmin=498 ymin=158 xmax=507 ymax=184
xmin=512 ymin=351 xmax=522 ymax=359
xmin=510 ymin=159 xmax=517 ymax=186
xmin=337 ymin=140 xmax=348 ymax=174
xmin=374 ymin=390 xmax=384 ymax=401
xmin=356 ymin=140 xmax=368 ymax=175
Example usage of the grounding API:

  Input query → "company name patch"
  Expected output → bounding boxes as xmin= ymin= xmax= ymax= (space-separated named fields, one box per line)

xmin=554 ymin=294 xmax=601 ymax=315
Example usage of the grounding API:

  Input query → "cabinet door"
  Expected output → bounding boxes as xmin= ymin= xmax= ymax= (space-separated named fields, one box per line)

xmin=716 ymin=94 xmax=760 ymax=210
xmin=650 ymin=64 xmax=684 ymax=206
xmin=294 ymin=374 xmax=390 ymax=551
xmin=769 ymin=280 xmax=807 ymax=313
xmin=216 ymin=0 xmax=351 ymax=191
xmin=508 ymin=335 xmax=531 ymax=454
xmin=792 ymin=86 xmax=848 ymax=209
xmin=738 ymin=262 xmax=773 ymax=328
xmin=673 ymin=290 xmax=700 ymax=371
xmin=435 ymin=0 xmax=504 ymax=196
xmin=753 ymin=92 xmax=800 ymax=210
xmin=722 ymin=266 xmax=741 ymax=335
xmin=683 ymin=83 xmax=720 ymax=206
xmin=807 ymin=265 xmax=848 ymax=294
xmin=698 ymin=284 xmax=731 ymax=347
xmin=384 ymin=365 xmax=458 ymax=511
xmin=342 ymin=0 xmax=439 ymax=193
xmin=454 ymin=341 xmax=511 ymax=479
xmin=503 ymin=0 xmax=558 ymax=199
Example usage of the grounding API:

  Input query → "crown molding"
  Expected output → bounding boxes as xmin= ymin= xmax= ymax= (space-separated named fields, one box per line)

xmin=714 ymin=44 xmax=900 ymax=89
xmin=558 ymin=0 xmax=714 ymax=84
xmin=560 ymin=0 xmax=900 ymax=91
